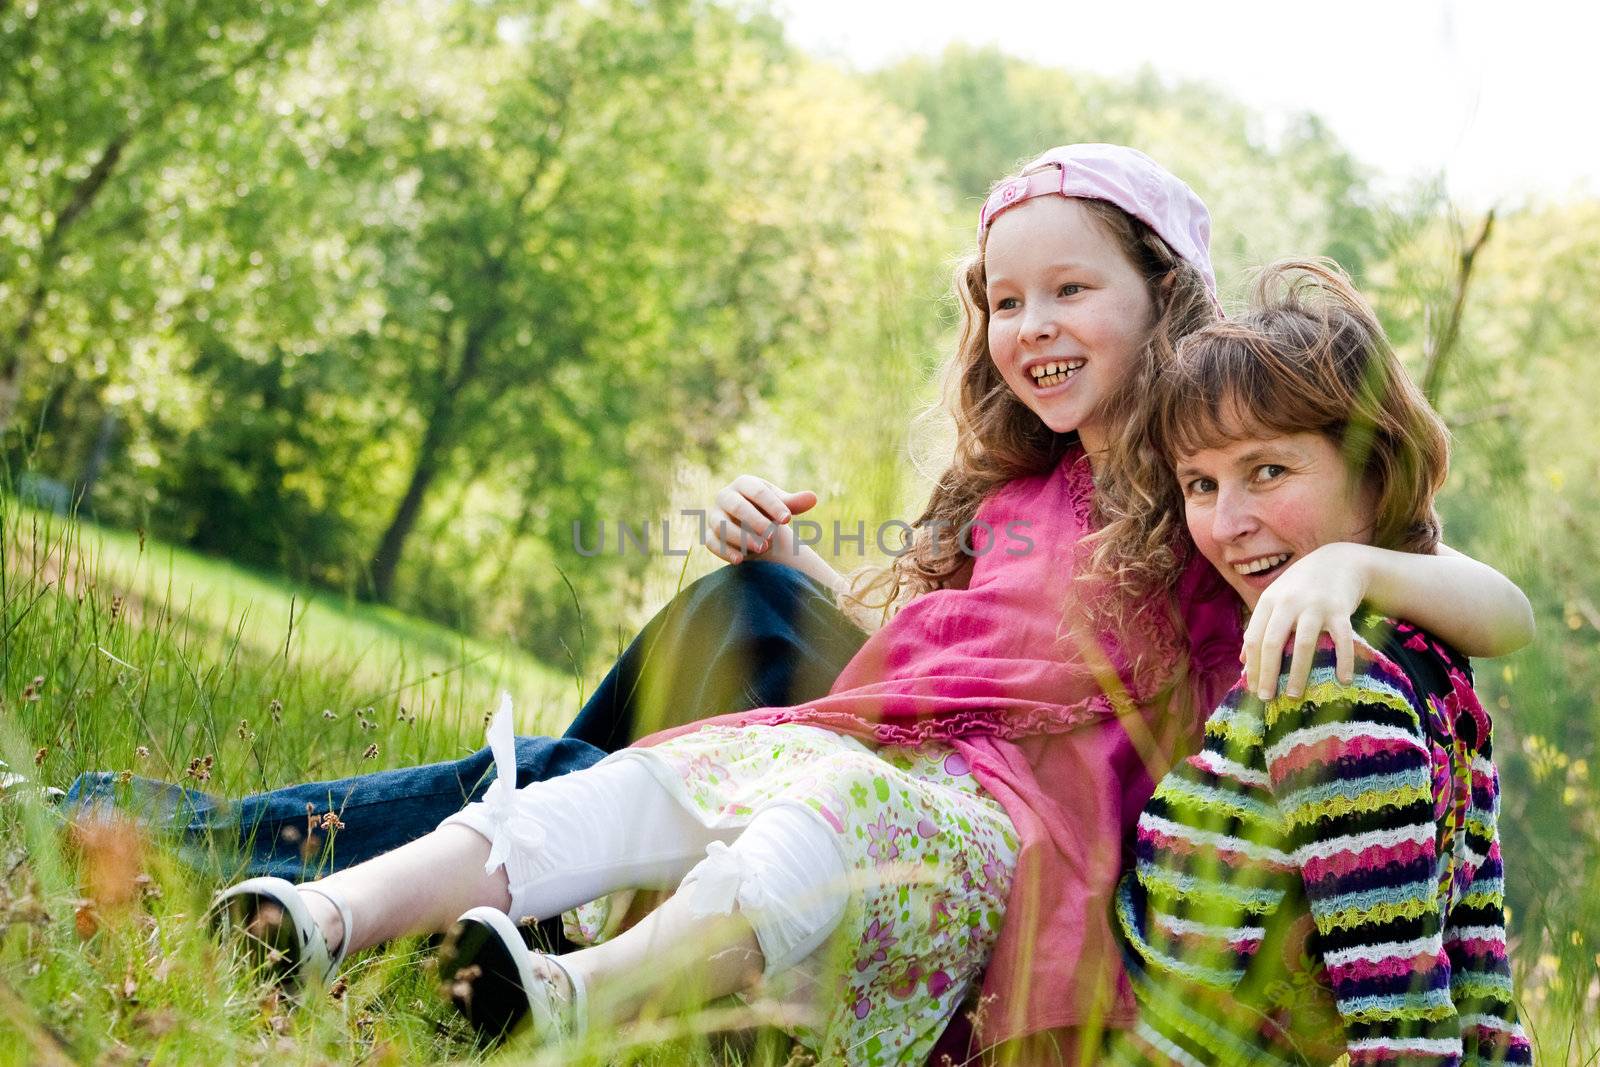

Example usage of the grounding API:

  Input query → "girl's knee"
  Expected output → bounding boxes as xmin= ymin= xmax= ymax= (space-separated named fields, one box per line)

xmin=679 ymin=804 xmax=849 ymax=977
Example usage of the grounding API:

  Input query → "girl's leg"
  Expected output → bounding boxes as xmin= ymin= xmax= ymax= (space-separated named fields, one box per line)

xmin=282 ymin=823 xmax=511 ymax=954
xmin=556 ymin=887 xmax=765 ymax=1021
xmin=289 ymin=757 xmax=723 ymax=955
xmin=455 ymin=801 xmax=849 ymax=1028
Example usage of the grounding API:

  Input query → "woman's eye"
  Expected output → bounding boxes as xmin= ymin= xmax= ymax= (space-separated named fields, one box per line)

xmin=1058 ymin=284 xmax=1083 ymax=297
xmin=1253 ymin=464 xmax=1287 ymax=483
xmin=993 ymin=296 xmax=1019 ymax=311
xmin=1185 ymin=477 xmax=1216 ymax=496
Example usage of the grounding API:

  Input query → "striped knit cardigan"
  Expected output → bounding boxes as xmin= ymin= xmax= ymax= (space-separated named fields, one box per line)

xmin=1108 ymin=616 xmax=1532 ymax=1066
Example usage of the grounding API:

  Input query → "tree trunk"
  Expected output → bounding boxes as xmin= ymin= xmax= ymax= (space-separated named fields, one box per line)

xmin=77 ymin=407 xmax=120 ymax=509
xmin=1420 ymin=209 xmax=1496 ymax=409
xmin=0 ymin=130 xmax=130 ymax=433
xmin=365 ymin=312 xmax=496 ymax=601
xmin=366 ymin=411 xmax=449 ymax=602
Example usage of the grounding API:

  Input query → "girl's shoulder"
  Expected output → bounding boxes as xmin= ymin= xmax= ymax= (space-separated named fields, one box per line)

xmin=977 ymin=447 xmax=1095 ymax=526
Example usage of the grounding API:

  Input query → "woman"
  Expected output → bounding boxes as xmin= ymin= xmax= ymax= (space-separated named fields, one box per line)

xmin=1108 ymin=260 xmax=1531 ymax=1065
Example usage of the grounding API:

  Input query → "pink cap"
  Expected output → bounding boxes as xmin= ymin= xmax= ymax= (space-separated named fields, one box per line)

xmin=977 ymin=143 xmax=1217 ymax=305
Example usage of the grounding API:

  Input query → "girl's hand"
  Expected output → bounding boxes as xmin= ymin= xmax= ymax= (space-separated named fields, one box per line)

xmin=1242 ymin=543 xmax=1364 ymax=701
xmin=702 ymin=475 xmax=819 ymax=566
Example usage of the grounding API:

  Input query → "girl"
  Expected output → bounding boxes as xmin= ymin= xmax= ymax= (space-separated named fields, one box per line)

xmin=1110 ymin=261 xmax=1531 ymax=1065
xmin=214 ymin=145 xmax=1531 ymax=1063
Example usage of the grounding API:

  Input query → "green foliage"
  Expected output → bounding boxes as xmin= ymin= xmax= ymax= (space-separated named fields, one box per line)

xmin=1369 ymin=202 xmax=1600 ymax=1050
xmin=870 ymin=45 xmax=1386 ymax=286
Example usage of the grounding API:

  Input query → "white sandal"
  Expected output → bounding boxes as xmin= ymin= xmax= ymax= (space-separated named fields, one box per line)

xmin=438 ymin=906 xmax=587 ymax=1045
xmin=210 ymin=876 xmax=354 ymax=988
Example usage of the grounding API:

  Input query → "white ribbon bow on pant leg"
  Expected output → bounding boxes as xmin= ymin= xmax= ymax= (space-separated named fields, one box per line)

xmin=479 ymin=692 xmax=549 ymax=875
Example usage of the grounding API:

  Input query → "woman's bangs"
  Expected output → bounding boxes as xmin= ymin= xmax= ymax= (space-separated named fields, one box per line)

xmin=1162 ymin=334 xmax=1319 ymax=461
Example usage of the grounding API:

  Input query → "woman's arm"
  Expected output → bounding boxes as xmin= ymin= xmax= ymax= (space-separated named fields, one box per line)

xmin=1244 ymin=542 xmax=1535 ymax=700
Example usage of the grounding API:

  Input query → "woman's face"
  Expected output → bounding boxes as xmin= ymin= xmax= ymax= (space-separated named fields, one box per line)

xmin=1175 ymin=428 xmax=1378 ymax=609
xmin=983 ymin=196 xmax=1156 ymax=454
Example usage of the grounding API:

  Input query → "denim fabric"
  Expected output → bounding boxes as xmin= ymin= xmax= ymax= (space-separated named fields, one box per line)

xmin=563 ymin=561 xmax=870 ymax=750
xmin=63 ymin=562 xmax=867 ymax=883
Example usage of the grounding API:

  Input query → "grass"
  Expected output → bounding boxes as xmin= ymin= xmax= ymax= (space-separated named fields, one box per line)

xmin=0 ymin=498 xmax=812 ymax=1065
xmin=2 ymin=494 xmax=1597 ymax=1065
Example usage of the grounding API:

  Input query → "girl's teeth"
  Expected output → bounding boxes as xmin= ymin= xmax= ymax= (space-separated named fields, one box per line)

xmin=1031 ymin=361 xmax=1083 ymax=388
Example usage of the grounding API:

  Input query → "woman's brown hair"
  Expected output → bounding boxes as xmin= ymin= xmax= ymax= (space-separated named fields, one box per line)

xmin=1148 ymin=258 xmax=1449 ymax=557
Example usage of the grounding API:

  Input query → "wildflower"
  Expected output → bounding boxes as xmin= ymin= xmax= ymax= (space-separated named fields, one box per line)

xmin=23 ymin=675 xmax=45 ymax=702
xmin=237 ymin=718 xmax=254 ymax=742
xmin=33 ymin=747 xmax=47 ymax=767
xmin=110 ymin=595 xmax=124 ymax=620
xmin=268 ymin=699 xmax=283 ymax=725
xmin=322 ymin=709 xmax=337 ymax=720
xmin=135 ymin=746 xmax=150 ymax=760
xmin=363 ymin=743 xmax=379 ymax=760
xmin=319 ymin=812 xmax=345 ymax=833
xmin=116 ymin=770 xmax=133 ymax=784
xmin=329 ymin=977 xmax=348 ymax=1001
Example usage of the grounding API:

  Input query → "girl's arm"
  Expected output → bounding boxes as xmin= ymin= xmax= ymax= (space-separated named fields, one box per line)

xmin=785 ymin=543 xmax=848 ymax=595
xmin=1244 ymin=542 xmax=1535 ymax=701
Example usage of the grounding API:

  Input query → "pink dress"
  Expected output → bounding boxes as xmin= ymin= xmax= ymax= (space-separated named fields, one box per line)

xmin=641 ymin=447 xmax=1244 ymax=1049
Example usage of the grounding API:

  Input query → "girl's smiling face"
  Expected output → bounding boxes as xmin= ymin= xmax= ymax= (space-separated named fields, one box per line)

xmin=983 ymin=196 xmax=1157 ymax=454
xmin=1177 ymin=429 xmax=1378 ymax=609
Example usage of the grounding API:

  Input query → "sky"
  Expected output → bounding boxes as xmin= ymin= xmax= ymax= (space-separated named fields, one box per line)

xmin=776 ymin=0 xmax=1598 ymax=208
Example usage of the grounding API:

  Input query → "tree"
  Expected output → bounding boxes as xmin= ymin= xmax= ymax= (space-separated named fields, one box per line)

xmin=0 ymin=0 xmax=371 ymax=434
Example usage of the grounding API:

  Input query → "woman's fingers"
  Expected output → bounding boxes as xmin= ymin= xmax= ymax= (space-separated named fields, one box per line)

xmin=1241 ymin=601 xmax=1274 ymax=696
xmin=702 ymin=477 xmax=820 ymax=564
xmin=701 ymin=523 xmax=744 ymax=564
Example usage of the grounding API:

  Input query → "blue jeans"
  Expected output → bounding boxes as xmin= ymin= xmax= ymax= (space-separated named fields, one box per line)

xmin=64 ymin=563 xmax=867 ymax=881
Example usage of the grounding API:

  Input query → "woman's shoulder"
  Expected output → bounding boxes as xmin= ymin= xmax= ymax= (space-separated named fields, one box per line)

xmin=1250 ymin=614 xmax=1469 ymax=724
xmin=1356 ymin=614 xmax=1473 ymax=695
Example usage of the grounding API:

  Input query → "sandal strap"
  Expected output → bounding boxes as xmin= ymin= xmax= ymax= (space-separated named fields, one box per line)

xmin=539 ymin=952 xmax=588 ymax=1038
xmin=298 ymin=884 xmax=355 ymax=968
xmin=210 ymin=876 xmax=339 ymax=986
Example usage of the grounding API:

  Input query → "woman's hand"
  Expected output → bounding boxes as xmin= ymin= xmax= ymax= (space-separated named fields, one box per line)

xmin=702 ymin=475 xmax=819 ymax=566
xmin=1242 ymin=543 xmax=1363 ymax=701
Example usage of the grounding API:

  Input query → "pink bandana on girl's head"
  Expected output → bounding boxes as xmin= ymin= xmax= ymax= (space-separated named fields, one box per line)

xmin=977 ymin=143 xmax=1218 ymax=306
